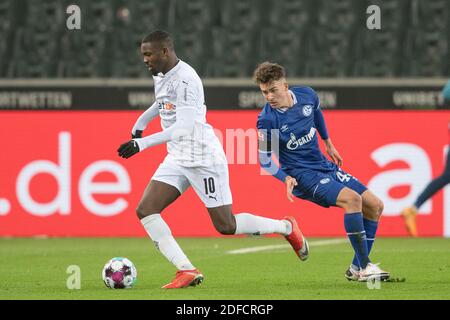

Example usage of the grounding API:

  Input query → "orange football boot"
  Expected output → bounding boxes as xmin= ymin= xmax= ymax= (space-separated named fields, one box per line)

xmin=283 ymin=216 xmax=309 ymax=261
xmin=162 ymin=269 xmax=204 ymax=289
xmin=401 ymin=206 xmax=418 ymax=237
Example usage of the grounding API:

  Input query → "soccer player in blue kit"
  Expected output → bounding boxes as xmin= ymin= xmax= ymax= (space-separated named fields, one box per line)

xmin=253 ymin=62 xmax=390 ymax=282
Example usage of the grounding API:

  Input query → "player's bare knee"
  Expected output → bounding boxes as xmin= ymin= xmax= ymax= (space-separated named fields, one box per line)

xmin=344 ymin=193 xmax=362 ymax=212
xmin=376 ymin=199 xmax=384 ymax=217
xmin=364 ymin=198 xmax=383 ymax=221
xmin=372 ymin=199 xmax=384 ymax=221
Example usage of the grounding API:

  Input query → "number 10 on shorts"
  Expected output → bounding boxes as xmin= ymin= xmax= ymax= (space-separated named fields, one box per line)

xmin=203 ymin=177 xmax=216 ymax=195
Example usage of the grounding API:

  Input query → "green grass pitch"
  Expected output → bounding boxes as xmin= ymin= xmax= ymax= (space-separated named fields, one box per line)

xmin=1 ymin=237 xmax=450 ymax=300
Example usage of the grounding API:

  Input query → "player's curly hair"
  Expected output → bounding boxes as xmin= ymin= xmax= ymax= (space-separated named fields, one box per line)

xmin=253 ymin=62 xmax=286 ymax=84
xmin=142 ymin=30 xmax=174 ymax=50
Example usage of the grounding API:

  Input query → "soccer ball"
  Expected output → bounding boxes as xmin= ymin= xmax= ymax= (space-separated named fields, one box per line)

xmin=102 ymin=257 xmax=137 ymax=289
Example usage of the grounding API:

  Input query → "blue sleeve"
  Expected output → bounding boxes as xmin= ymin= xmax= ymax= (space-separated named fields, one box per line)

xmin=314 ymin=107 xmax=329 ymax=140
xmin=443 ymin=80 xmax=450 ymax=101
xmin=257 ymin=112 xmax=289 ymax=183
xmin=257 ymin=111 xmax=272 ymax=142
xmin=312 ymin=90 xmax=329 ymax=140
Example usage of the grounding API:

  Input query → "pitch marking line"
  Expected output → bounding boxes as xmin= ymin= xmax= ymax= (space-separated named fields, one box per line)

xmin=226 ymin=238 xmax=348 ymax=255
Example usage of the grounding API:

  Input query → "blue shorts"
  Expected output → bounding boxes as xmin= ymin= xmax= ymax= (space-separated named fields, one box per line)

xmin=290 ymin=164 xmax=367 ymax=208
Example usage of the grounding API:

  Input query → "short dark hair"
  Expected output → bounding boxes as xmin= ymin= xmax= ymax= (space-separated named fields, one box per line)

xmin=253 ymin=62 xmax=286 ymax=84
xmin=142 ymin=30 xmax=174 ymax=50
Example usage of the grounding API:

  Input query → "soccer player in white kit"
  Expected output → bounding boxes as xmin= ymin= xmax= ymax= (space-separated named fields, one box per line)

xmin=117 ymin=30 xmax=309 ymax=289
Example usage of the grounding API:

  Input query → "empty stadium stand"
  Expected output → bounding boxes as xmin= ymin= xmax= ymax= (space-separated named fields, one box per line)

xmin=0 ymin=0 xmax=448 ymax=78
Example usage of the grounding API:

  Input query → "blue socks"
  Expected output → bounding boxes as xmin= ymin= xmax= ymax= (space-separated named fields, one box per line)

xmin=344 ymin=212 xmax=370 ymax=269
xmin=351 ymin=218 xmax=378 ymax=269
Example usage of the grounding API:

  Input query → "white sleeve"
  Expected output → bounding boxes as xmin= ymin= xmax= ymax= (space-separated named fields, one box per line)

xmin=135 ymin=80 xmax=196 ymax=150
xmin=131 ymin=101 xmax=159 ymax=135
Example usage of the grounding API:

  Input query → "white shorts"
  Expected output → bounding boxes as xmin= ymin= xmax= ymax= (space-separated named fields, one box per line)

xmin=151 ymin=155 xmax=233 ymax=208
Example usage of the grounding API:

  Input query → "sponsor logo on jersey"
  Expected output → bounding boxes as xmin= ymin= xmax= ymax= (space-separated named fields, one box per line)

xmin=286 ymin=127 xmax=316 ymax=150
xmin=320 ymin=178 xmax=331 ymax=184
xmin=158 ymin=102 xmax=176 ymax=111
xmin=164 ymin=103 xmax=175 ymax=110
xmin=302 ymin=105 xmax=313 ymax=117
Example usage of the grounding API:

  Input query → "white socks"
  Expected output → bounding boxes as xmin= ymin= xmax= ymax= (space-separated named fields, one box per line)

xmin=141 ymin=214 xmax=195 ymax=271
xmin=234 ymin=213 xmax=291 ymax=236
xmin=141 ymin=213 xmax=291 ymax=270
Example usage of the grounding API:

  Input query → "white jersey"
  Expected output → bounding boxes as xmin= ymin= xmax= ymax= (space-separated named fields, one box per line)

xmin=153 ymin=60 xmax=226 ymax=167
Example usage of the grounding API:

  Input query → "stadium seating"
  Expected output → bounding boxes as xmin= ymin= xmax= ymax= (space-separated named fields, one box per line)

xmin=403 ymin=0 xmax=450 ymax=76
xmin=0 ymin=0 xmax=448 ymax=78
xmin=0 ymin=0 xmax=14 ymax=75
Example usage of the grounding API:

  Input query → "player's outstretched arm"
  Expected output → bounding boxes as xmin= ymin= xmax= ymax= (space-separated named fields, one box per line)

xmin=119 ymin=79 xmax=197 ymax=158
xmin=117 ymin=107 xmax=195 ymax=159
xmin=312 ymin=97 xmax=343 ymax=166
xmin=134 ymin=107 xmax=195 ymax=152
xmin=131 ymin=101 xmax=160 ymax=138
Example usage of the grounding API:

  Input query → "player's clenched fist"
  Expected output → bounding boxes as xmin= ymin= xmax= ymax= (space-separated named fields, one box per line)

xmin=118 ymin=140 xmax=140 ymax=159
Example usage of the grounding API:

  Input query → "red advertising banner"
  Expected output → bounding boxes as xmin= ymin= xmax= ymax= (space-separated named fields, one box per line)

xmin=0 ymin=111 xmax=449 ymax=237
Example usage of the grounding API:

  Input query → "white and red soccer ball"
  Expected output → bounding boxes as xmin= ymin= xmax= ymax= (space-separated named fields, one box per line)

xmin=102 ymin=257 xmax=137 ymax=289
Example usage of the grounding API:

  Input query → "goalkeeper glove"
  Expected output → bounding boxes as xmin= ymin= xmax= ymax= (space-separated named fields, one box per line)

xmin=118 ymin=140 xmax=140 ymax=159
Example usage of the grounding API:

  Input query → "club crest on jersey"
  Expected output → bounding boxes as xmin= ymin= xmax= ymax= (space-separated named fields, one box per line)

xmin=302 ymin=105 xmax=313 ymax=117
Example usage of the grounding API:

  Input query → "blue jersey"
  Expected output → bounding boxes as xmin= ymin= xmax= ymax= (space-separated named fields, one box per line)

xmin=257 ymin=86 xmax=332 ymax=175
xmin=257 ymin=86 xmax=368 ymax=207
